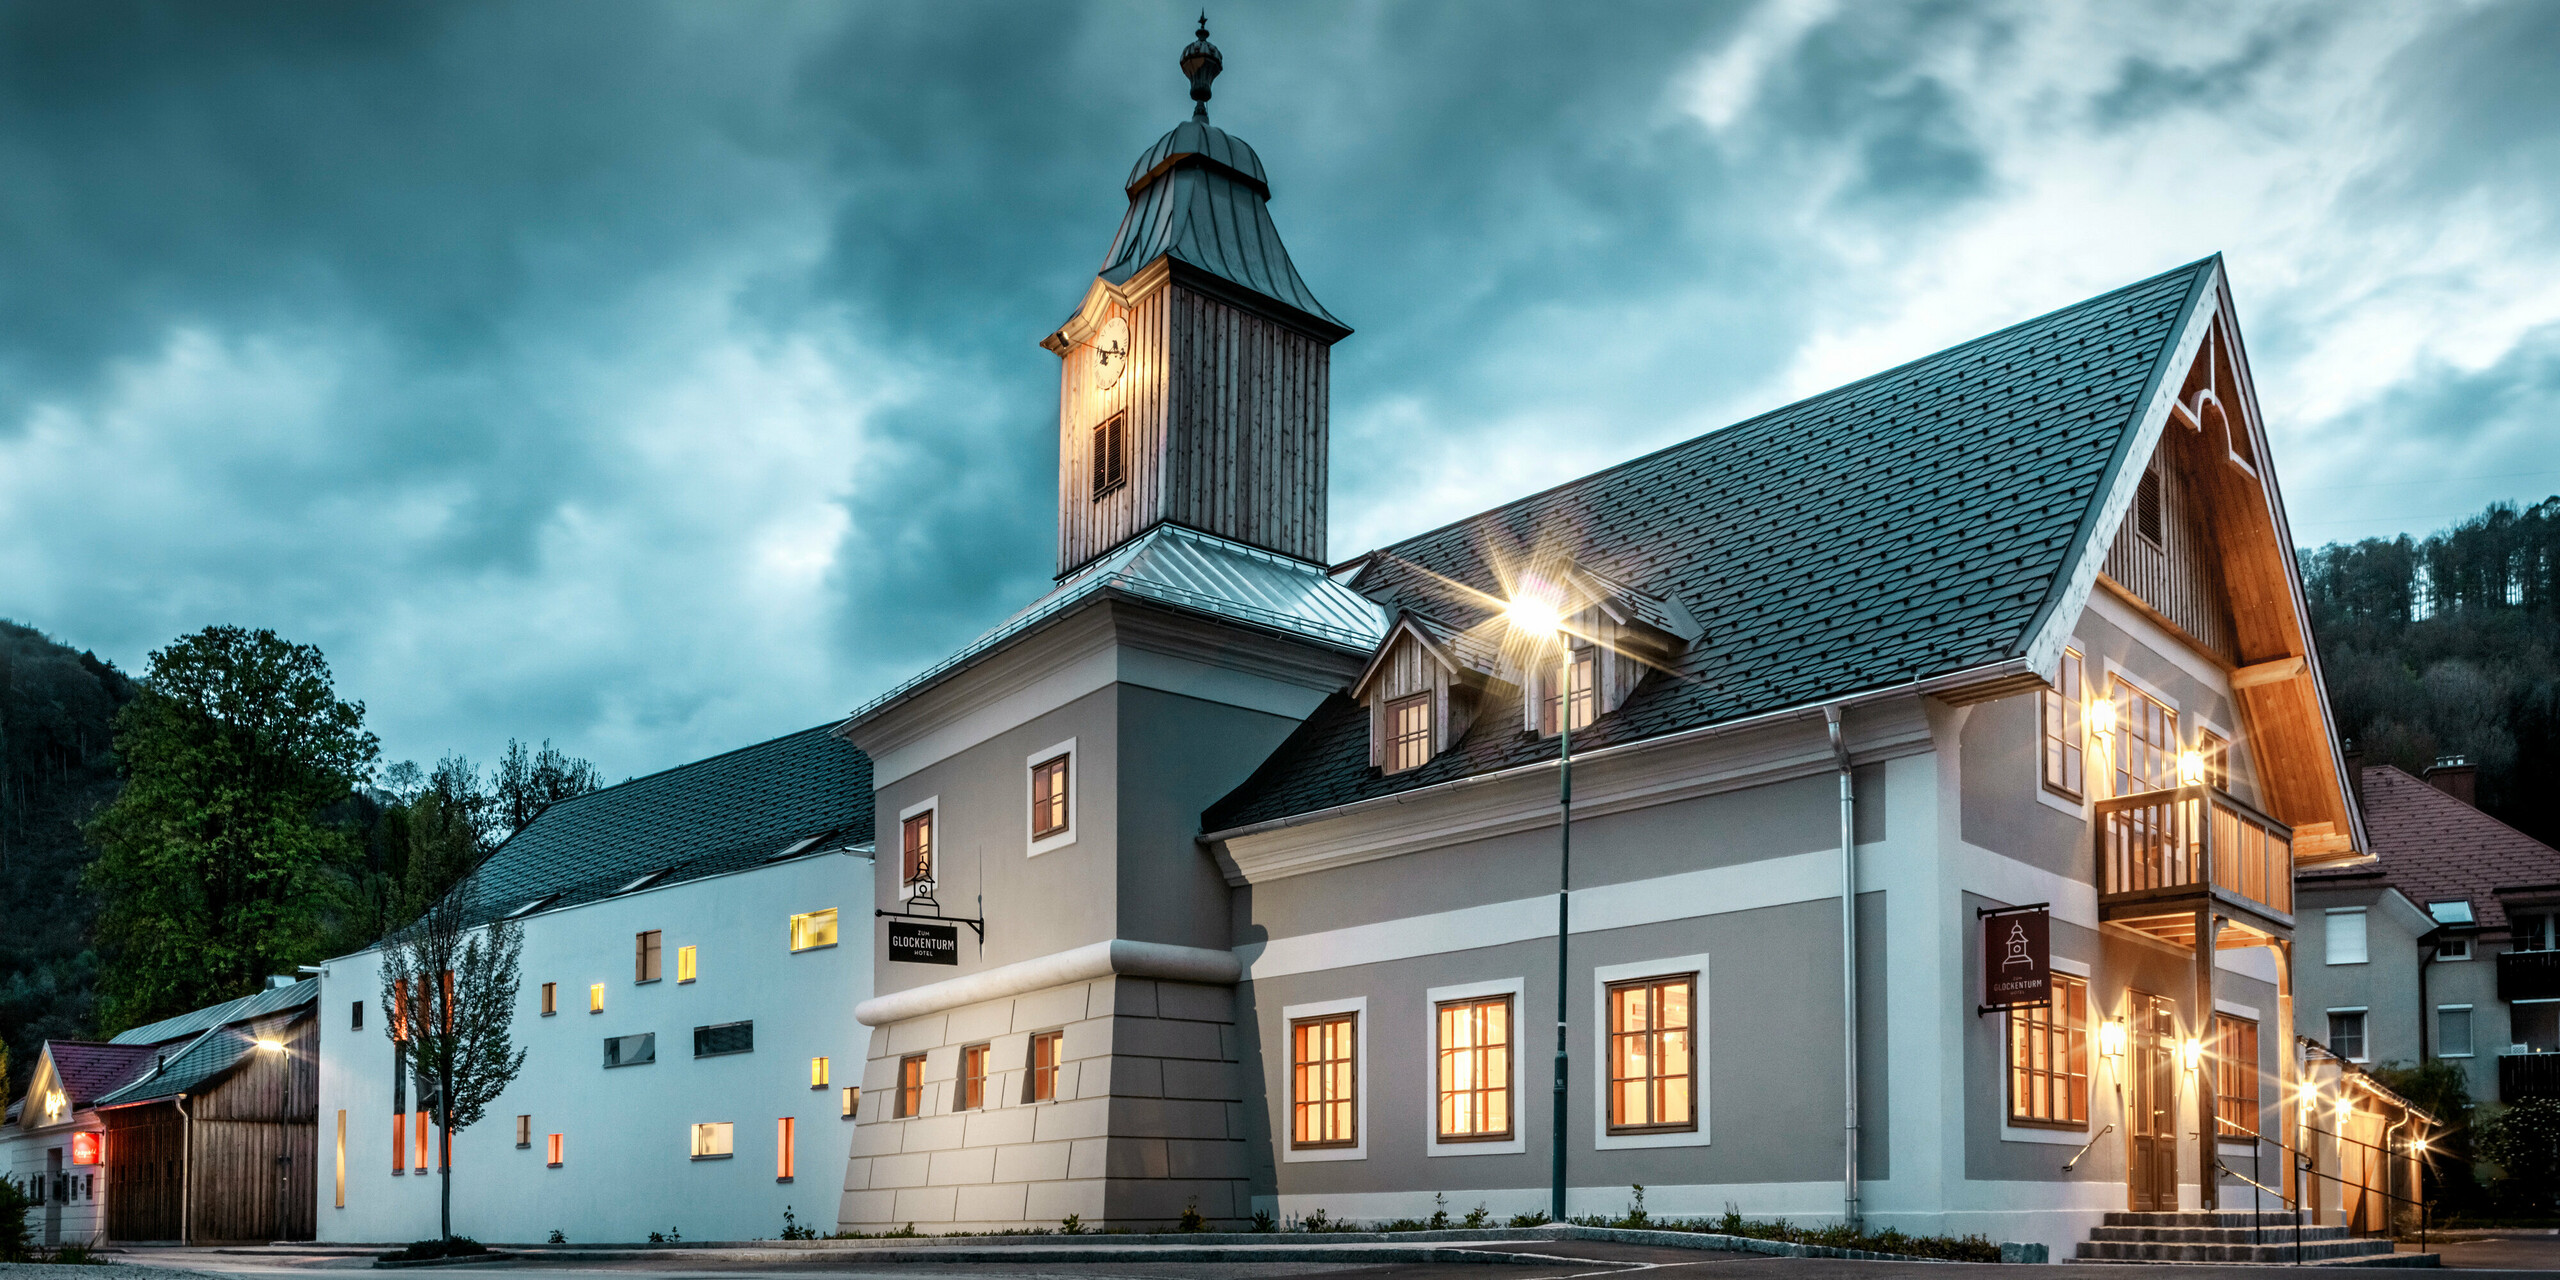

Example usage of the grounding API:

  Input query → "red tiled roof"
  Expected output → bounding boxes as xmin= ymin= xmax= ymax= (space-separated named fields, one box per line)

xmin=2302 ymin=766 xmax=2560 ymax=933
xmin=40 ymin=1041 xmax=157 ymax=1109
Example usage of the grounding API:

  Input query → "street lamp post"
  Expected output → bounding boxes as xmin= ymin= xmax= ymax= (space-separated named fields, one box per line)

xmin=1504 ymin=592 xmax=1573 ymax=1224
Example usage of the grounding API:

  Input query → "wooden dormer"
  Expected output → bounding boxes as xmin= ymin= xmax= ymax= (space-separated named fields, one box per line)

xmin=1351 ymin=615 xmax=1498 ymax=774
xmin=1505 ymin=563 xmax=1698 ymax=737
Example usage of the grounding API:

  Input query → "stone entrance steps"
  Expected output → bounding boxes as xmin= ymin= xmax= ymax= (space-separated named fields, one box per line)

xmin=2076 ymin=1211 xmax=2436 ymax=1266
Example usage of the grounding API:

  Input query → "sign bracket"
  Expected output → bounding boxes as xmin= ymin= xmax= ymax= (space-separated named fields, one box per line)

xmin=875 ymin=883 xmax=985 ymax=944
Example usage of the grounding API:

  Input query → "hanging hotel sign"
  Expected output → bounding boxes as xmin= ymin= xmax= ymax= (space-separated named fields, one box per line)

xmin=887 ymin=919 xmax=961 ymax=966
xmin=1979 ymin=902 xmax=2051 ymax=1015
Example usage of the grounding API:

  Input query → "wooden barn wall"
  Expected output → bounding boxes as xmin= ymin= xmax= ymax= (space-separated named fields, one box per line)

xmin=104 ymin=1105 xmax=184 ymax=1242
xmin=2102 ymin=430 xmax=2238 ymax=663
xmin=1163 ymin=286 xmax=1330 ymax=565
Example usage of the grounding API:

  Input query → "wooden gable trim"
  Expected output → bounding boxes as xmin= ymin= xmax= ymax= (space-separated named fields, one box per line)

xmin=1349 ymin=616 xmax=1462 ymax=705
xmin=20 ymin=1048 xmax=64 ymax=1129
xmin=2093 ymin=572 xmax=2232 ymax=673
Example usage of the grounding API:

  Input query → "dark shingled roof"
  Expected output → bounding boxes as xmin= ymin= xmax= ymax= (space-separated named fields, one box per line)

xmin=38 ymin=1041 xmax=156 ymax=1109
xmin=1205 ymin=258 xmax=2217 ymax=832
xmin=1099 ymin=119 xmax=1346 ymax=338
xmin=461 ymin=724 xmax=873 ymax=927
xmin=2301 ymin=766 xmax=2560 ymax=933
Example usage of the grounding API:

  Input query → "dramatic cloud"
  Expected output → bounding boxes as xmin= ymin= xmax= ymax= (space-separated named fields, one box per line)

xmin=0 ymin=0 xmax=2552 ymax=780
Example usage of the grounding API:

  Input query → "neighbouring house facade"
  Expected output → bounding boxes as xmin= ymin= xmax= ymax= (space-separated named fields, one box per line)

xmin=833 ymin=31 xmax=2376 ymax=1257
xmin=2298 ymin=758 xmax=2560 ymax=1107
xmin=312 ymin=724 xmax=875 ymax=1245
xmin=4 ymin=1039 xmax=152 ymax=1246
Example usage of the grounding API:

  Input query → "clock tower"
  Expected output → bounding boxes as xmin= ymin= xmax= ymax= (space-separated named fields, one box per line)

xmin=1042 ymin=19 xmax=1351 ymax=578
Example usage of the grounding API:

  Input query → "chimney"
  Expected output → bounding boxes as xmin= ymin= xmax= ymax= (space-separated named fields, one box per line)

xmin=2343 ymin=739 xmax=2366 ymax=815
xmin=2425 ymin=754 xmax=2478 ymax=807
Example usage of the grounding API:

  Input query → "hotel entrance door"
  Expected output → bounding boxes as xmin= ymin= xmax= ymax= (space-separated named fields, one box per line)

xmin=2128 ymin=994 xmax=2179 ymax=1211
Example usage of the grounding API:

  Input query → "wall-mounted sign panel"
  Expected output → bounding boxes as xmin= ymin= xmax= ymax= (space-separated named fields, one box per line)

xmin=1981 ymin=904 xmax=2051 ymax=1013
xmin=888 ymin=919 xmax=961 ymax=966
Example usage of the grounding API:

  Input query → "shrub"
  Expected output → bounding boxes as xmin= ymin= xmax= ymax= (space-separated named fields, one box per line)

xmin=49 ymin=1242 xmax=106 ymax=1265
xmin=379 ymin=1237 xmax=488 ymax=1262
xmin=1178 ymin=1198 xmax=1206 ymax=1232
xmin=780 ymin=1206 xmax=818 ymax=1240
xmin=1250 ymin=1210 xmax=1277 ymax=1233
xmin=1507 ymin=1210 xmax=1551 ymax=1228
xmin=0 ymin=1178 xmax=33 ymax=1263
xmin=2480 ymin=1097 xmax=2560 ymax=1213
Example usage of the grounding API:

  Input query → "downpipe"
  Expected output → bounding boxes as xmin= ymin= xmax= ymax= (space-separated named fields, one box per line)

xmin=1827 ymin=704 xmax=1861 ymax=1231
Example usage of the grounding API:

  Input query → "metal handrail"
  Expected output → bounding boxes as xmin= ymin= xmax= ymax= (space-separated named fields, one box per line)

xmin=2061 ymin=1122 xmax=2115 ymax=1173
xmin=2214 ymin=1157 xmax=2292 ymax=1206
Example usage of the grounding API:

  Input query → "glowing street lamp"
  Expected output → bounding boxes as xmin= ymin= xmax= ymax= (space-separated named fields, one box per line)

xmin=1503 ymin=584 xmax=1573 ymax=1224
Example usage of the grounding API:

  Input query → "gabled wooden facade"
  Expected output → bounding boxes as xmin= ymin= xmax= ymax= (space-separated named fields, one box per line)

xmin=100 ymin=1006 xmax=318 ymax=1244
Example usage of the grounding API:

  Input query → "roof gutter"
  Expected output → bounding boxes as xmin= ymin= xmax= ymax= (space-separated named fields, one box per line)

xmin=1200 ymin=655 xmax=2031 ymax=845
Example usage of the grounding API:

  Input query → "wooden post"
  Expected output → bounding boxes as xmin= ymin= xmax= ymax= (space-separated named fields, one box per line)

xmin=2274 ymin=937 xmax=2296 ymax=1213
xmin=2193 ymin=786 xmax=2219 ymax=1211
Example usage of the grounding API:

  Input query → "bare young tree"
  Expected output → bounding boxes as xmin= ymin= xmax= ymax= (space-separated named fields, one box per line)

xmin=379 ymin=876 xmax=528 ymax=1245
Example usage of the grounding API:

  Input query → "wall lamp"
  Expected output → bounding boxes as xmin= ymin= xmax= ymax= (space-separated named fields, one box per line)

xmin=2179 ymin=750 xmax=2207 ymax=787
xmin=2098 ymin=1019 xmax=2128 ymax=1059
xmin=254 ymin=1039 xmax=287 ymax=1052
xmin=2181 ymin=1037 xmax=2204 ymax=1072
xmin=2088 ymin=695 xmax=2118 ymax=738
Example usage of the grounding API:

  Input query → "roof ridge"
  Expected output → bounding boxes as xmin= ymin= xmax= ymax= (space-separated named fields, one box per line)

xmin=1357 ymin=256 xmax=2222 ymax=564
xmin=2370 ymin=763 xmax=2560 ymax=853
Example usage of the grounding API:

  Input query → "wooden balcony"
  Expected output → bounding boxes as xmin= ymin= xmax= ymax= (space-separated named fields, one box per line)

xmin=2094 ymin=785 xmax=2295 ymax=948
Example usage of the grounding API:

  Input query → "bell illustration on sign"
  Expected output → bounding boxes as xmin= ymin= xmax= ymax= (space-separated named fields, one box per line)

xmin=2002 ymin=920 xmax=2034 ymax=972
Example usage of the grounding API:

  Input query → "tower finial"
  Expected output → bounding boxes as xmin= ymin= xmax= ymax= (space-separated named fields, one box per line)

xmin=1181 ymin=13 xmax=1222 ymax=123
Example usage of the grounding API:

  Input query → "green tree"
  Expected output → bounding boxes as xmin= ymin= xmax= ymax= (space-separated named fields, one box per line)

xmin=492 ymin=738 xmax=599 ymax=837
xmin=2477 ymin=1096 xmax=2560 ymax=1213
xmin=84 ymin=627 xmax=379 ymax=1032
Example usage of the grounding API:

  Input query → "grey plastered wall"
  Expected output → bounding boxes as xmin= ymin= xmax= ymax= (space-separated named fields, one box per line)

xmin=2293 ymin=883 xmax=2423 ymax=1066
xmin=843 ymin=975 xmax=1249 ymax=1230
xmin=1238 ymin=893 xmax=1888 ymax=1210
xmin=2423 ymin=941 xmax=2500 ymax=1100
xmin=1113 ymin=684 xmax=1304 ymax=952
xmin=1960 ymin=893 xmax=2282 ymax=1191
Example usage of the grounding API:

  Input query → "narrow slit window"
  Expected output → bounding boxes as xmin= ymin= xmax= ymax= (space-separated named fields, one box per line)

xmin=1032 ymin=755 xmax=1071 ymax=839
xmin=777 ymin=1117 xmax=796 ymax=1180
xmin=2041 ymin=647 xmax=2084 ymax=800
xmin=515 ymin=1115 xmax=531 ymax=1148
xmin=840 ymin=1086 xmax=859 ymax=1118
xmin=1606 ymin=975 xmax=1696 ymax=1133
xmin=811 ymin=1056 xmax=830 ymax=1089
xmin=1436 ymin=996 xmax=1512 ymax=1141
xmin=1385 ymin=693 xmax=1433 ymax=774
xmin=676 ymin=946 xmax=697 ymax=983
xmin=961 ymin=1044 xmax=989 ymax=1110
xmin=589 ymin=983 xmax=605 ymax=1014
xmin=635 ymin=930 xmax=662 ymax=983
xmin=2006 ymin=972 xmax=2088 ymax=1128
xmin=1028 ymin=1031 xmax=1064 ymax=1103
xmin=2136 ymin=460 xmax=2165 ymax=547
xmin=352 ymin=1000 xmax=365 ymax=1031
xmin=896 ymin=1054 xmax=926 ymax=1118
xmin=2198 ymin=729 xmax=2230 ymax=792
xmin=546 ymin=1133 xmax=563 ymax=1168
xmin=540 ymin=982 xmax=557 ymax=1017
xmin=1091 ymin=411 xmax=1127 ymax=499
xmin=1290 ymin=1013 xmax=1358 ymax=1148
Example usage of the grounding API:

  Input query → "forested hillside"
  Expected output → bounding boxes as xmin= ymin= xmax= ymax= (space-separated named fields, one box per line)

xmin=0 ymin=620 xmax=134 ymax=1095
xmin=2303 ymin=497 xmax=2560 ymax=845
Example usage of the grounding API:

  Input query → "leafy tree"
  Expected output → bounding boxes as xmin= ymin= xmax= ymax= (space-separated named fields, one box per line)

xmin=2477 ymin=1096 xmax=2560 ymax=1212
xmin=84 ymin=627 xmax=378 ymax=1033
xmin=492 ymin=738 xmax=599 ymax=837
xmin=380 ymin=877 xmax=527 ymax=1245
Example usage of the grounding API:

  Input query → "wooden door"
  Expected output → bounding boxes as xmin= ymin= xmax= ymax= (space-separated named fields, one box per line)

xmin=2128 ymin=994 xmax=2180 ymax=1211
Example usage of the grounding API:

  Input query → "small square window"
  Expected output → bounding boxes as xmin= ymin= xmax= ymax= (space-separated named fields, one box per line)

xmin=690 ymin=1121 xmax=733 ymax=1159
xmin=790 ymin=909 xmax=838 ymax=952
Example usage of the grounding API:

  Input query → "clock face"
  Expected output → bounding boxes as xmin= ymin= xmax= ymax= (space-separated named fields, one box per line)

xmin=1092 ymin=316 xmax=1130 ymax=392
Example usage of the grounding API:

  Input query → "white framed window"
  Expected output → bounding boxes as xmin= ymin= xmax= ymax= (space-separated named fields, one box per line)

xmin=1591 ymin=953 xmax=1710 ymax=1150
xmin=1425 ymin=977 xmax=1527 ymax=1157
xmin=899 ymin=795 xmax=939 ymax=900
xmin=2438 ymin=1005 xmax=2475 ymax=1059
xmin=689 ymin=1121 xmax=733 ymax=1159
xmin=1280 ymin=995 xmax=1366 ymax=1163
xmin=1027 ymin=739 xmax=1078 ymax=856
xmin=2325 ymin=908 xmax=2369 ymax=966
xmin=2327 ymin=1009 xmax=2368 ymax=1062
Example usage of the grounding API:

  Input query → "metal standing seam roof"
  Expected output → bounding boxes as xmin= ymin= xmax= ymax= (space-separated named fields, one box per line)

xmin=109 ymin=977 xmax=318 ymax=1048
xmin=455 ymin=723 xmax=874 ymax=930
xmin=843 ymin=523 xmax=1390 ymax=728
xmin=1204 ymin=258 xmax=2222 ymax=832
xmin=96 ymin=1025 xmax=261 ymax=1108
xmin=2300 ymin=765 xmax=2560 ymax=933
xmin=1098 ymin=119 xmax=1346 ymax=336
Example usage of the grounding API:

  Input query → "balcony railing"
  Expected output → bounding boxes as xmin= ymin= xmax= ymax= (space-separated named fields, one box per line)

xmin=2499 ymin=950 xmax=2560 ymax=1002
xmin=2094 ymin=784 xmax=2294 ymax=923
xmin=2502 ymin=1051 xmax=2560 ymax=1103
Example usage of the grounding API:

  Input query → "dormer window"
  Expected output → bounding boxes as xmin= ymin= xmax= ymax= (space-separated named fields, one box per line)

xmin=1537 ymin=647 xmax=1596 ymax=737
xmin=1385 ymin=693 xmax=1434 ymax=774
xmin=1091 ymin=412 xmax=1127 ymax=499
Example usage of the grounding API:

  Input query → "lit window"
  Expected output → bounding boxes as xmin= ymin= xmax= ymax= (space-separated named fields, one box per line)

xmin=414 ymin=1111 xmax=433 ymax=1170
xmin=777 ymin=1117 xmax=796 ymax=1180
xmin=896 ymin=1055 xmax=926 ymax=1118
xmin=1290 ymin=1014 xmax=1357 ymax=1148
xmin=1385 ymin=693 xmax=1433 ymax=774
xmin=603 ymin=1032 xmax=656 ymax=1067
xmin=393 ymin=1112 xmax=407 ymax=1173
xmin=2328 ymin=1010 xmax=2367 ymax=1061
xmin=1091 ymin=411 xmax=1126 ymax=499
xmin=2214 ymin=1014 xmax=2259 ymax=1137
xmin=635 ymin=930 xmax=663 ymax=983
xmin=2041 ymin=647 xmax=2084 ymax=800
xmin=546 ymin=1133 xmax=563 ymax=1167
xmin=1032 ymin=755 xmax=1071 ymax=839
xmin=2109 ymin=677 xmax=2177 ymax=796
xmin=693 ymin=1021 xmax=754 ymax=1058
xmin=515 ymin=1115 xmax=531 ymax=1148
xmin=1028 ymin=1031 xmax=1064 ymax=1103
xmin=961 ymin=1045 xmax=989 ymax=1110
xmin=840 ymin=1086 xmax=859 ymax=1118
xmin=790 ymin=909 xmax=839 ymax=952
xmin=589 ymin=983 xmax=605 ymax=1014
xmin=1606 ymin=975 xmax=1695 ymax=1133
xmin=2007 ymin=973 xmax=2088 ymax=1128
xmin=1436 ymin=996 xmax=1511 ymax=1141
xmin=2198 ymin=729 xmax=2230 ymax=792
xmin=690 ymin=1121 xmax=733 ymax=1159
xmin=540 ymin=982 xmax=557 ymax=1017
xmin=677 ymin=946 xmax=697 ymax=983
xmin=811 ymin=1056 xmax=830 ymax=1089
xmin=1541 ymin=649 xmax=1596 ymax=736
xmin=902 ymin=812 xmax=934 ymax=889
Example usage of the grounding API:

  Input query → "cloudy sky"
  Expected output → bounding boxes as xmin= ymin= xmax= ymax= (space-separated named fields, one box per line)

xmin=1 ymin=1 xmax=2553 ymax=782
